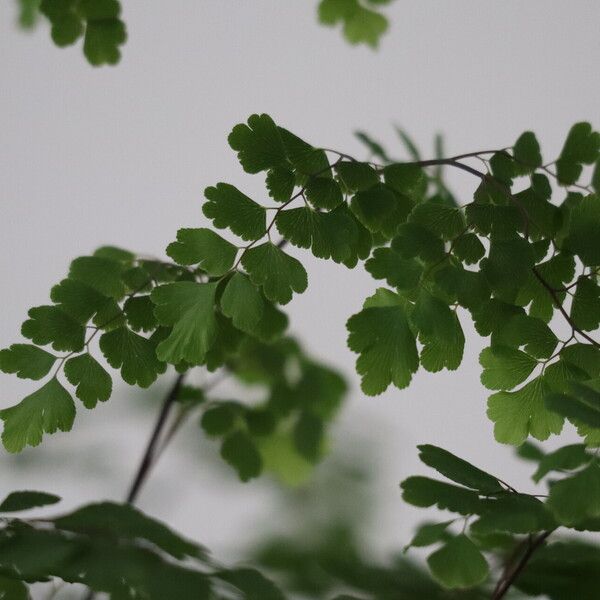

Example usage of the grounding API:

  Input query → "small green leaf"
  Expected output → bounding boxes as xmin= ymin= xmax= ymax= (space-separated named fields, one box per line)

xmin=200 ymin=405 xmax=237 ymax=436
xmin=241 ymin=243 xmax=308 ymax=305
xmin=203 ymin=183 xmax=266 ymax=241
xmin=305 ymin=176 xmax=343 ymax=210
xmin=409 ymin=201 xmax=465 ymax=240
xmin=99 ymin=327 xmax=165 ymax=387
xmin=417 ymin=444 xmax=503 ymax=494
xmin=266 ymin=167 xmax=295 ymax=202
xmin=351 ymin=183 xmax=411 ymax=237
xmin=150 ymin=282 xmax=219 ymax=365
xmin=336 ymin=161 xmax=380 ymax=191
xmin=347 ymin=294 xmax=418 ymax=395
xmin=220 ymin=431 xmax=263 ymax=482
xmin=400 ymin=477 xmax=481 ymax=515
xmin=452 ymin=233 xmax=485 ymax=264
xmin=471 ymin=495 xmax=556 ymax=534
xmin=123 ymin=296 xmax=158 ymax=332
xmin=563 ymin=195 xmax=600 ymax=266
xmin=220 ymin=273 xmax=264 ymax=334
xmin=0 ymin=344 xmax=56 ymax=380
xmin=68 ymin=256 xmax=125 ymax=299
xmin=571 ymin=276 xmax=600 ymax=331
xmin=383 ymin=163 xmax=427 ymax=201
xmin=480 ymin=346 xmax=537 ymax=391
xmin=365 ymin=247 xmax=422 ymax=290
xmin=166 ymin=228 xmax=238 ymax=275
xmin=293 ymin=412 xmax=323 ymax=463
xmin=488 ymin=376 xmax=564 ymax=445
xmin=513 ymin=131 xmax=542 ymax=171
xmin=427 ymin=534 xmax=489 ymax=589
xmin=215 ymin=568 xmax=284 ymax=600
xmin=405 ymin=520 xmax=454 ymax=550
xmin=547 ymin=462 xmax=600 ymax=525
xmin=0 ymin=490 xmax=60 ymax=513
xmin=64 ymin=353 xmax=112 ymax=409
xmin=0 ymin=378 xmax=75 ymax=453
xmin=545 ymin=381 xmax=600 ymax=428
xmin=228 ymin=114 xmax=287 ymax=174
xmin=532 ymin=444 xmax=591 ymax=483
xmin=21 ymin=305 xmax=85 ymax=352
xmin=50 ymin=278 xmax=108 ymax=323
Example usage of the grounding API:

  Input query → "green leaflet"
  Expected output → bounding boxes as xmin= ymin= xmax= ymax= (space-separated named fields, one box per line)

xmin=0 ymin=575 xmax=28 ymax=599
xmin=220 ymin=273 xmax=264 ymax=334
xmin=214 ymin=568 xmax=285 ymax=600
xmin=350 ymin=183 xmax=412 ymax=237
xmin=532 ymin=444 xmax=592 ymax=483
xmin=318 ymin=0 xmax=390 ymax=48
xmin=0 ymin=344 xmax=56 ymax=380
xmin=479 ymin=345 xmax=538 ymax=390
xmin=220 ymin=431 xmax=263 ymax=482
xmin=400 ymin=477 xmax=481 ymax=515
xmin=21 ymin=305 xmax=85 ymax=352
xmin=200 ymin=404 xmax=237 ymax=436
xmin=427 ymin=534 xmax=489 ymax=589
xmin=487 ymin=376 xmax=564 ymax=445
xmin=123 ymin=295 xmax=158 ymax=332
xmin=100 ymin=326 xmax=166 ymax=387
xmin=54 ymin=501 xmax=206 ymax=560
xmin=50 ymin=278 xmax=108 ymax=323
xmin=228 ymin=113 xmax=287 ymax=174
xmin=470 ymin=495 xmax=556 ymax=535
xmin=416 ymin=445 xmax=503 ymax=494
xmin=383 ymin=163 xmax=427 ymax=201
xmin=0 ymin=490 xmax=61 ymax=513
xmin=336 ymin=161 xmax=380 ymax=191
xmin=0 ymin=378 xmax=75 ymax=453
xmin=547 ymin=462 xmax=600 ymax=525
xmin=64 ymin=353 xmax=112 ymax=409
xmin=166 ymin=228 xmax=238 ymax=275
xmin=492 ymin=314 xmax=558 ymax=359
xmin=266 ymin=167 xmax=295 ymax=202
xmin=365 ymin=247 xmax=422 ymax=290
xmin=405 ymin=520 xmax=454 ymax=550
xmin=150 ymin=282 xmax=219 ymax=365
xmin=409 ymin=200 xmax=465 ymax=240
xmin=571 ymin=277 xmax=600 ymax=331
xmin=545 ymin=381 xmax=600 ymax=428
xmin=513 ymin=131 xmax=542 ymax=171
xmin=241 ymin=243 xmax=308 ymax=305
xmin=275 ymin=205 xmax=361 ymax=265
xmin=203 ymin=183 xmax=266 ymax=241
xmin=305 ymin=176 xmax=344 ymax=210
xmin=68 ymin=255 xmax=125 ymax=298
xmin=563 ymin=195 xmax=600 ymax=267
xmin=293 ymin=412 xmax=324 ymax=463
xmin=556 ymin=122 xmax=600 ymax=185
xmin=39 ymin=0 xmax=126 ymax=66
xmin=452 ymin=233 xmax=485 ymax=265
xmin=347 ymin=291 xmax=418 ymax=395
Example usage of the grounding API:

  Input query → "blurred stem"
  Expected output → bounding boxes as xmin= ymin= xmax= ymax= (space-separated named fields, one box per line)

xmin=124 ymin=372 xmax=186 ymax=504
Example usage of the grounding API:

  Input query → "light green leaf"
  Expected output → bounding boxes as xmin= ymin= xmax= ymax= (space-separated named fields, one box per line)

xmin=64 ymin=353 xmax=112 ymax=409
xmin=203 ymin=183 xmax=266 ymax=241
xmin=480 ymin=345 xmax=538 ymax=390
xmin=228 ymin=114 xmax=287 ymax=174
xmin=99 ymin=327 xmax=166 ymax=387
xmin=241 ymin=243 xmax=308 ymax=305
xmin=166 ymin=228 xmax=238 ymax=275
xmin=21 ymin=305 xmax=85 ymax=352
xmin=347 ymin=296 xmax=418 ymax=395
xmin=220 ymin=273 xmax=264 ymax=334
xmin=0 ymin=378 xmax=75 ymax=453
xmin=487 ymin=376 xmax=564 ymax=445
xmin=0 ymin=344 xmax=56 ymax=380
xmin=427 ymin=534 xmax=489 ymax=589
xmin=150 ymin=282 xmax=219 ymax=364
xmin=492 ymin=314 xmax=558 ymax=359
xmin=417 ymin=444 xmax=503 ymax=494
xmin=547 ymin=462 xmax=600 ymax=525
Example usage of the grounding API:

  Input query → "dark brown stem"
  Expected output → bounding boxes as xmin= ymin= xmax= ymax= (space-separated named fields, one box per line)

xmin=124 ymin=372 xmax=186 ymax=504
xmin=492 ymin=530 xmax=553 ymax=600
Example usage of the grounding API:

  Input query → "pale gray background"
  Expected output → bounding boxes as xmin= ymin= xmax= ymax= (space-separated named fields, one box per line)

xmin=1 ymin=0 xmax=599 ymax=574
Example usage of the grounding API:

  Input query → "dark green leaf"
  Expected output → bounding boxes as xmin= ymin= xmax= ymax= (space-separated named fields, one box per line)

xmin=21 ymin=305 xmax=85 ymax=352
xmin=0 ymin=344 xmax=56 ymax=380
xmin=64 ymin=353 xmax=112 ymax=408
xmin=0 ymin=490 xmax=60 ymax=513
